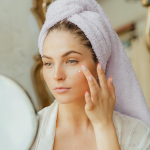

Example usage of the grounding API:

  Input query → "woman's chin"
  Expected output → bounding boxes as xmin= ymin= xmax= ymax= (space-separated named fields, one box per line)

xmin=56 ymin=97 xmax=75 ymax=104
xmin=55 ymin=96 xmax=81 ymax=104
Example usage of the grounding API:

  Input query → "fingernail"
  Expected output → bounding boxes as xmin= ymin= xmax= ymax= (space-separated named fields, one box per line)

xmin=81 ymin=65 xmax=87 ymax=71
xmin=98 ymin=63 xmax=101 ymax=70
xmin=89 ymin=74 xmax=92 ymax=81
xmin=85 ymin=91 xmax=89 ymax=97
xmin=111 ymin=75 xmax=113 ymax=83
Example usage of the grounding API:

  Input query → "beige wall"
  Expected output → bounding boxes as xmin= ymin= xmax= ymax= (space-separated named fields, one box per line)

xmin=130 ymin=36 xmax=150 ymax=109
xmin=97 ymin=0 xmax=147 ymax=29
xmin=0 ymin=0 xmax=40 ymax=110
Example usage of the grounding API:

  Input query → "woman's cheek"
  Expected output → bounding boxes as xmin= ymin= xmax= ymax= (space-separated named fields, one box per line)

xmin=43 ymin=69 xmax=53 ymax=89
xmin=68 ymin=69 xmax=81 ymax=80
xmin=68 ymin=69 xmax=88 ymax=89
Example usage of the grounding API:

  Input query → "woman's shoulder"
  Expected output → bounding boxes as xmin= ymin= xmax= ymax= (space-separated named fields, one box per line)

xmin=113 ymin=110 xmax=150 ymax=149
xmin=113 ymin=110 xmax=150 ymax=128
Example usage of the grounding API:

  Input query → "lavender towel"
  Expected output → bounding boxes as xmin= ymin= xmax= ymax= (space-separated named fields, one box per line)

xmin=38 ymin=0 xmax=150 ymax=126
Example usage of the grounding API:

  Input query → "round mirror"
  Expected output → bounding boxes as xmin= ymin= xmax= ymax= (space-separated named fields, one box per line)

xmin=0 ymin=74 xmax=38 ymax=150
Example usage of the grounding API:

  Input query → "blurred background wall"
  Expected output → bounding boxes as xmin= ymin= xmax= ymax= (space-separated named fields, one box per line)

xmin=0 ymin=0 xmax=39 ymax=110
xmin=0 ymin=0 xmax=150 ymax=111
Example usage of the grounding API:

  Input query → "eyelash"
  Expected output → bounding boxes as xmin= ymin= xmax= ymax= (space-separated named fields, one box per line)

xmin=43 ymin=60 xmax=78 ymax=67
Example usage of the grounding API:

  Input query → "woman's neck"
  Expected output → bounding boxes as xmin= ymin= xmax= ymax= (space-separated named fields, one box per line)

xmin=56 ymin=99 xmax=93 ymax=133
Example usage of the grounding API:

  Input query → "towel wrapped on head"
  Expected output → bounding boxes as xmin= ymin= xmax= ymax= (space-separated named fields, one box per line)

xmin=38 ymin=0 xmax=150 ymax=126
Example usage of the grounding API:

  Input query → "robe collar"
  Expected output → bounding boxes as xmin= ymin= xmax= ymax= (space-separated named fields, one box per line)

xmin=37 ymin=99 xmax=58 ymax=150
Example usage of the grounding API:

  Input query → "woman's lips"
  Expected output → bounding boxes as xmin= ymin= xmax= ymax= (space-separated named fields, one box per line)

xmin=54 ymin=88 xmax=71 ymax=93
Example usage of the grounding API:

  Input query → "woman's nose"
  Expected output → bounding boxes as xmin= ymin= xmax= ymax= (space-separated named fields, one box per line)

xmin=53 ymin=67 xmax=66 ymax=81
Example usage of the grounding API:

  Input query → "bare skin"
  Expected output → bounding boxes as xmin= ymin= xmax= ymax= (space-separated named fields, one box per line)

xmin=42 ymin=29 xmax=121 ymax=150
xmin=52 ymin=106 xmax=97 ymax=150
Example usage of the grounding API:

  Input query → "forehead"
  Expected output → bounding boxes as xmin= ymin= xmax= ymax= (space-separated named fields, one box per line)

xmin=42 ymin=30 xmax=89 ymax=55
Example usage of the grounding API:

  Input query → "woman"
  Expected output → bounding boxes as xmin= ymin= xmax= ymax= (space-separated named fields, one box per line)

xmin=30 ymin=0 xmax=150 ymax=149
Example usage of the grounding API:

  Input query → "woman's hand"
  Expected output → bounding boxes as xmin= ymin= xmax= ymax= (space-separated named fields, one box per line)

xmin=81 ymin=63 xmax=116 ymax=127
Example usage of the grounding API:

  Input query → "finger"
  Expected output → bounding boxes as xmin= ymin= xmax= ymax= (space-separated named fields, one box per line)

xmin=81 ymin=64 xmax=99 ymax=103
xmin=81 ymin=64 xmax=99 ymax=90
xmin=85 ymin=91 xmax=94 ymax=111
xmin=97 ymin=63 xmax=109 ymax=93
xmin=108 ymin=76 xmax=116 ymax=101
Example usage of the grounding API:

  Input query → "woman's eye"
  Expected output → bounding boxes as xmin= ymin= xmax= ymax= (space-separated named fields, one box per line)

xmin=68 ymin=60 xmax=78 ymax=64
xmin=43 ymin=62 xmax=52 ymax=66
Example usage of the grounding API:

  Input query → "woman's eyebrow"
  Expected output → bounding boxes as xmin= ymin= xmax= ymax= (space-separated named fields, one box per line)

xmin=42 ymin=50 xmax=82 ymax=59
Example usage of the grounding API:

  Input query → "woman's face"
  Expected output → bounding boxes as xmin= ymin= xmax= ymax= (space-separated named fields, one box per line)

xmin=42 ymin=29 xmax=98 ymax=104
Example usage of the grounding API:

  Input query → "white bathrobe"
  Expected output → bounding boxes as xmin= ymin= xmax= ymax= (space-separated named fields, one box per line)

xmin=30 ymin=99 xmax=150 ymax=150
